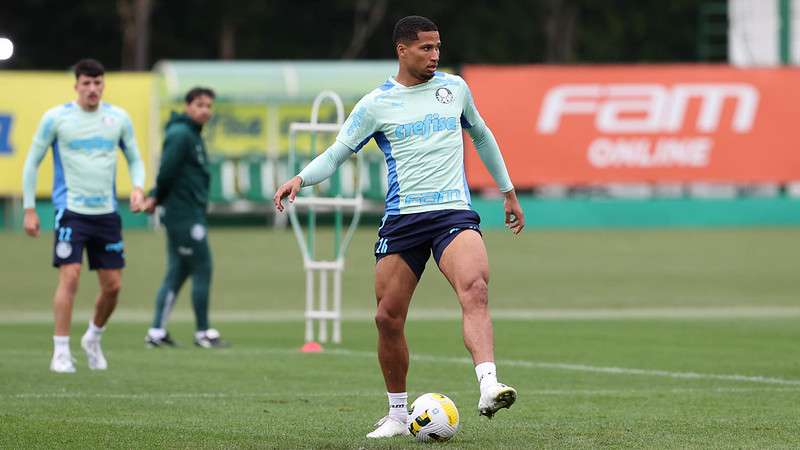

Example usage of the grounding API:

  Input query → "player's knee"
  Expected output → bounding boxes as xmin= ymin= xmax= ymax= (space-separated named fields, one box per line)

xmin=61 ymin=277 xmax=80 ymax=294
xmin=101 ymin=279 xmax=122 ymax=298
xmin=374 ymin=308 xmax=405 ymax=334
xmin=59 ymin=266 xmax=81 ymax=294
xmin=461 ymin=278 xmax=489 ymax=310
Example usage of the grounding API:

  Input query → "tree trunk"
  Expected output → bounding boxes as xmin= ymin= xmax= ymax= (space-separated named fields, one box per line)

xmin=220 ymin=18 xmax=236 ymax=60
xmin=544 ymin=0 xmax=577 ymax=63
xmin=118 ymin=0 xmax=153 ymax=70
xmin=341 ymin=0 xmax=387 ymax=59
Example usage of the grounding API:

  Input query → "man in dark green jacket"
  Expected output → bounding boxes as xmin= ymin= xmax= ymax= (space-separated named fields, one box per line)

xmin=143 ymin=87 xmax=226 ymax=348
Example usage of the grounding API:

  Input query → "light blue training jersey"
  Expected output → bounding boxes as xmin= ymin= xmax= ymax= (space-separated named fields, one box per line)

xmin=335 ymin=71 xmax=509 ymax=215
xmin=22 ymin=101 xmax=145 ymax=215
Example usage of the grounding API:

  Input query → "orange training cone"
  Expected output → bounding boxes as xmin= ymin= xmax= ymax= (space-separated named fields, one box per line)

xmin=300 ymin=341 xmax=324 ymax=353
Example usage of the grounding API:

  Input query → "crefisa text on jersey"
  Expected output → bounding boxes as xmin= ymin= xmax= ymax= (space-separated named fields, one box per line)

xmin=395 ymin=114 xmax=459 ymax=140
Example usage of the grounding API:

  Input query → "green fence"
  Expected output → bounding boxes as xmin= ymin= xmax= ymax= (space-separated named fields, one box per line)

xmin=472 ymin=196 xmax=800 ymax=229
xmin=6 ymin=195 xmax=800 ymax=231
xmin=2 ymin=199 xmax=150 ymax=231
xmin=207 ymin=152 xmax=387 ymax=204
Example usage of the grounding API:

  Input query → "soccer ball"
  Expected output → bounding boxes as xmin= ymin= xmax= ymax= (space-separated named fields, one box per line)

xmin=408 ymin=393 xmax=460 ymax=442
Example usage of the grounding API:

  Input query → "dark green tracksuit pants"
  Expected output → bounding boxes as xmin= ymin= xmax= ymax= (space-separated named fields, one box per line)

xmin=151 ymin=222 xmax=212 ymax=331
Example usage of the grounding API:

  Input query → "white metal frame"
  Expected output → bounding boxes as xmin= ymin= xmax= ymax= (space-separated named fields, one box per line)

xmin=287 ymin=91 xmax=363 ymax=344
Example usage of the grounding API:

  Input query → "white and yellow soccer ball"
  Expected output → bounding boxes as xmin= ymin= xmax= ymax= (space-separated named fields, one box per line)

xmin=408 ymin=393 xmax=460 ymax=442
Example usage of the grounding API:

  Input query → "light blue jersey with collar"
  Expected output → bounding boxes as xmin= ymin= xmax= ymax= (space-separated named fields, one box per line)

xmin=335 ymin=71 xmax=510 ymax=215
xmin=22 ymin=101 xmax=145 ymax=215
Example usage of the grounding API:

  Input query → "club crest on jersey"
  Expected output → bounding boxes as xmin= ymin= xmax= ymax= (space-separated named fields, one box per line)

xmin=435 ymin=87 xmax=454 ymax=104
xmin=102 ymin=115 xmax=116 ymax=126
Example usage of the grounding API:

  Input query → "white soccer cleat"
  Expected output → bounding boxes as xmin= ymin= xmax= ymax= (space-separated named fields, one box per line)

xmin=50 ymin=352 xmax=76 ymax=373
xmin=80 ymin=335 xmax=108 ymax=370
xmin=366 ymin=415 xmax=411 ymax=438
xmin=478 ymin=382 xmax=517 ymax=418
xmin=194 ymin=328 xmax=229 ymax=348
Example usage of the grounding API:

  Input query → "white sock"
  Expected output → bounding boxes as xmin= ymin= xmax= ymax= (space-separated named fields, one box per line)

xmin=475 ymin=361 xmax=498 ymax=390
xmin=195 ymin=330 xmax=207 ymax=341
xmin=387 ymin=392 xmax=408 ymax=422
xmin=85 ymin=321 xmax=105 ymax=340
xmin=148 ymin=328 xmax=166 ymax=339
xmin=53 ymin=335 xmax=70 ymax=354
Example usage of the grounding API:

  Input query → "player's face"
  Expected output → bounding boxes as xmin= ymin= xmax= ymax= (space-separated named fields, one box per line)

xmin=75 ymin=75 xmax=104 ymax=110
xmin=186 ymin=95 xmax=214 ymax=125
xmin=399 ymin=31 xmax=441 ymax=81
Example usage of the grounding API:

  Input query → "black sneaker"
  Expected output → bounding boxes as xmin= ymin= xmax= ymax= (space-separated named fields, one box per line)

xmin=193 ymin=328 xmax=229 ymax=348
xmin=145 ymin=332 xmax=178 ymax=348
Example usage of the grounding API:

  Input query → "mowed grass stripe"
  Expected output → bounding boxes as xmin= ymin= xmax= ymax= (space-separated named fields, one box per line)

xmin=7 ymin=344 xmax=796 ymax=387
xmin=7 ymin=386 xmax=800 ymax=401
xmin=331 ymin=348 xmax=800 ymax=386
xmin=2 ymin=306 xmax=800 ymax=323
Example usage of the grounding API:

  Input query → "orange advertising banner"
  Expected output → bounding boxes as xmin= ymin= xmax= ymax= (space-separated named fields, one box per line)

xmin=462 ymin=65 xmax=800 ymax=188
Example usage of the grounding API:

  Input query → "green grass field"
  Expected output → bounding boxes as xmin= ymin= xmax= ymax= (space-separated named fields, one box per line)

xmin=1 ymin=227 xmax=799 ymax=448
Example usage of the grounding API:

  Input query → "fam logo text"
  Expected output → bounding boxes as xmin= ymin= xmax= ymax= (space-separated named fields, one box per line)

xmin=536 ymin=83 xmax=759 ymax=169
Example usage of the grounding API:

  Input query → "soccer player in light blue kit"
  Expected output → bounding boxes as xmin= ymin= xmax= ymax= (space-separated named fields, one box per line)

xmin=274 ymin=16 xmax=525 ymax=438
xmin=22 ymin=59 xmax=146 ymax=373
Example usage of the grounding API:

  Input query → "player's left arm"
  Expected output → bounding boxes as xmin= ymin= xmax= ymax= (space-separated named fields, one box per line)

xmin=119 ymin=112 xmax=146 ymax=212
xmin=460 ymin=79 xmax=525 ymax=234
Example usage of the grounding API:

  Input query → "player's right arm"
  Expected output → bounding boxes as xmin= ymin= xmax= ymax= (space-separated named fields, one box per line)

xmin=272 ymin=143 xmax=353 ymax=212
xmin=459 ymin=77 xmax=525 ymax=234
xmin=273 ymin=96 xmax=378 ymax=212
xmin=22 ymin=110 xmax=58 ymax=237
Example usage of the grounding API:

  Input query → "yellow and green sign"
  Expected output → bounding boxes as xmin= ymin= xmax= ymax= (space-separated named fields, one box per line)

xmin=0 ymin=72 xmax=153 ymax=197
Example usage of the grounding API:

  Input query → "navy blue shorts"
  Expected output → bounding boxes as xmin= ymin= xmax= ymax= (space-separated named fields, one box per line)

xmin=374 ymin=209 xmax=481 ymax=279
xmin=52 ymin=209 xmax=125 ymax=270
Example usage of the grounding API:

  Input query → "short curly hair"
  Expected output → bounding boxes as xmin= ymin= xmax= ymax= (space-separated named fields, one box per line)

xmin=392 ymin=16 xmax=438 ymax=48
xmin=185 ymin=87 xmax=216 ymax=104
xmin=73 ymin=59 xmax=105 ymax=79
